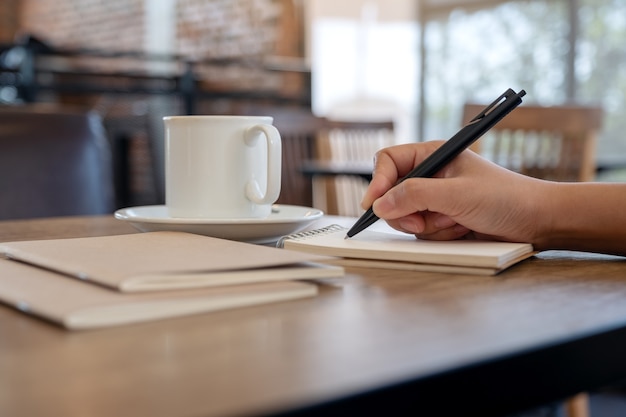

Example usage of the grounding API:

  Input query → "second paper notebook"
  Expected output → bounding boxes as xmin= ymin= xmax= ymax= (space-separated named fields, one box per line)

xmin=277 ymin=225 xmax=535 ymax=275
xmin=0 ymin=231 xmax=344 ymax=291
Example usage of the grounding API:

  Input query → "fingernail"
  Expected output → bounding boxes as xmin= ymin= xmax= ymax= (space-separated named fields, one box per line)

xmin=454 ymin=224 xmax=470 ymax=234
xmin=399 ymin=218 xmax=422 ymax=234
xmin=434 ymin=215 xmax=457 ymax=229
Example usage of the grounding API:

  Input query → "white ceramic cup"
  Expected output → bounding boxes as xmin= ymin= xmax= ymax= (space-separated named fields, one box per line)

xmin=163 ymin=115 xmax=282 ymax=219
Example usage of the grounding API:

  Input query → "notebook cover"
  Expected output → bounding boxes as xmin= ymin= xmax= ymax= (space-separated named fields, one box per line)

xmin=0 ymin=231 xmax=343 ymax=292
xmin=0 ymin=258 xmax=318 ymax=330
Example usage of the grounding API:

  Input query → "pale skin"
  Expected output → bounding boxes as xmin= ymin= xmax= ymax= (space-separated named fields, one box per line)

xmin=361 ymin=141 xmax=626 ymax=256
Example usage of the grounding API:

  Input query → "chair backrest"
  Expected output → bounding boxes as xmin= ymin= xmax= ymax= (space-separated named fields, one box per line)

xmin=0 ymin=105 xmax=114 ymax=220
xmin=207 ymin=105 xmax=395 ymax=214
xmin=315 ymin=119 xmax=395 ymax=216
xmin=462 ymin=104 xmax=603 ymax=182
xmin=316 ymin=119 xmax=395 ymax=162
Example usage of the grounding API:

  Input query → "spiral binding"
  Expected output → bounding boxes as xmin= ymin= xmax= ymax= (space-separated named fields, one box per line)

xmin=276 ymin=224 xmax=346 ymax=248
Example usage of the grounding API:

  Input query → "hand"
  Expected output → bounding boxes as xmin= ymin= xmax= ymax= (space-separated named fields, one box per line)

xmin=361 ymin=141 xmax=547 ymax=244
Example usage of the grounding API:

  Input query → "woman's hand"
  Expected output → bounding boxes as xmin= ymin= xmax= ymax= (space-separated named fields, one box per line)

xmin=361 ymin=141 xmax=626 ymax=255
xmin=361 ymin=141 xmax=548 ymax=244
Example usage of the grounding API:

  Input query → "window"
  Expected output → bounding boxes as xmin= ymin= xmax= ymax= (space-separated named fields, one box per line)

xmin=310 ymin=0 xmax=419 ymax=144
xmin=310 ymin=0 xmax=626 ymax=174
xmin=422 ymin=0 xmax=626 ymax=170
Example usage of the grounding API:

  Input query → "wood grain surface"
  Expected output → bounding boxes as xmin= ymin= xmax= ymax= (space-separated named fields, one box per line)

xmin=1 ymin=215 xmax=625 ymax=417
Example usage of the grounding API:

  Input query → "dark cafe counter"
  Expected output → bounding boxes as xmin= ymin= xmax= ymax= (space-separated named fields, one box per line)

xmin=1 ymin=215 xmax=626 ymax=417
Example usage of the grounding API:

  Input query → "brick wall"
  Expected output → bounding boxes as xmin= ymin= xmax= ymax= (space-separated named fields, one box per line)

xmin=4 ymin=0 xmax=308 ymax=207
xmin=15 ymin=0 xmax=295 ymax=58
xmin=19 ymin=0 xmax=146 ymax=52
xmin=11 ymin=0 xmax=305 ymax=98
xmin=0 ymin=0 xmax=21 ymax=43
xmin=176 ymin=0 xmax=283 ymax=58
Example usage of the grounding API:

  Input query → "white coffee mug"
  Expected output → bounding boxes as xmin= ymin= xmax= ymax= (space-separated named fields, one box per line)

xmin=164 ymin=115 xmax=282 ymax=219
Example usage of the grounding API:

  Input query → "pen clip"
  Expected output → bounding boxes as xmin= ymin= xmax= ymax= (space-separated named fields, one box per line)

xmin=468 ymin=88 xmax=517 ymax=123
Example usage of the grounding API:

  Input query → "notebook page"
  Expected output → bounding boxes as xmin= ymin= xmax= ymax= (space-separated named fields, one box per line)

xmin=279 ymin=225 xmax=534 ymax=269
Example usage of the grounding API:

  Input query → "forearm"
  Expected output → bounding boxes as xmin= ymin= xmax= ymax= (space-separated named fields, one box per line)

xmin=535 ymin=182 xmax=626 ymax=256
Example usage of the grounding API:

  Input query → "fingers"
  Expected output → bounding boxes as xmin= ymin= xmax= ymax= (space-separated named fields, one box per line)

xmin=385 ymin=211 xmax=470 ymax=239
xmin=384 ymin=213 xmax=427 ymax=234
xmin=414 ymin=224 xmax=471 ymax=241
xmin=373 ymin=177 xmax=457 ymax=220
xmin=360 ymin=155 xmax=396 ymax=210
xmin=361 ymin=141 xmax=444 ymax=209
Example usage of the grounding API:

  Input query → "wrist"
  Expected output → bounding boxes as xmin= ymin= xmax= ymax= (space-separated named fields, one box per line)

xmin=531 ymin=181 xmax=566 ymax=250
xmin=532 ymin=182 xmax=626 ymax=255
xmin=518 ymin=179 xmax=559 ymax=250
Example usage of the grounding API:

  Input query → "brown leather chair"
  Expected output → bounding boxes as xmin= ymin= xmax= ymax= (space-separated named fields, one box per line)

xmin=0 ymin=105 xmax=114 ymax=220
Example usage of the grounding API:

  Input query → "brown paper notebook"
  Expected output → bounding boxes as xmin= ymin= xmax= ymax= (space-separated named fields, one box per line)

xmin=277 ymin=225 xmax=535 ymax=275
xmin=0 ymin=258 xmax=317 ymax=330
xmin=0 ymin=231 xmax=343 ymax=292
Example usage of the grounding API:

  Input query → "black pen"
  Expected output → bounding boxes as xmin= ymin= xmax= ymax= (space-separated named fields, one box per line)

xmin=346 ymin=88 xmax=526 ymax=239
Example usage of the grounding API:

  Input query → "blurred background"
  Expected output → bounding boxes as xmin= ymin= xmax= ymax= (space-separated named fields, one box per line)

xmin=1 ymin=0 xmax=625 ymax=215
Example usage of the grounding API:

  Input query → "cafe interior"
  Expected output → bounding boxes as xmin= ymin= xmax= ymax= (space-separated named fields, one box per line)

xmin=1 ymin=0 xmax=626 ymax=416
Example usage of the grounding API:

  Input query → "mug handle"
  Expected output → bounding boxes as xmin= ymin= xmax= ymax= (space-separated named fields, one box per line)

xmin=244 ymin=124 xmax=282 ymax=204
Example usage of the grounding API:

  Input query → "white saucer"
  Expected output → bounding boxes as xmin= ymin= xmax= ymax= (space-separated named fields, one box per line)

xmin=114 ymin=204 xmax=324 ymax=244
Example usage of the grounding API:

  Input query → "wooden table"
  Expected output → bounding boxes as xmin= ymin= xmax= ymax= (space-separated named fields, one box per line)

xmin=2 ymin=216 xmax=626 ymax=417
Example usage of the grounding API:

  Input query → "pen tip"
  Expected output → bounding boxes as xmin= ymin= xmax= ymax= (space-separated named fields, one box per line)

xmin=344 ymin=235 xmax=350 ymax=240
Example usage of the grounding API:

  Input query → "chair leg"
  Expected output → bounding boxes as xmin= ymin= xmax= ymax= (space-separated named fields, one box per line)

xmin=565 ymin=393 xmax=590 ymax=417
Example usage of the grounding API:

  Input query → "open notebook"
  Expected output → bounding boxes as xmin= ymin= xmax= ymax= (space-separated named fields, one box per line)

xmin=0 ymin=231 xmax=343 ymax=292
xmin=0 ymin=258 xmax=317 ymax=330
xmin=277 ymin=225 xmax=535 ymax=275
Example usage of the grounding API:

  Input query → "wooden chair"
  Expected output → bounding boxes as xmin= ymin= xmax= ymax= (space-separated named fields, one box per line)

xmin=313 ymin=119 xmax=395 ymax=216
xmin=213 ymin=106 xmax=394 ymax=214
xmin=243 ymin=106 xmax=328 ymax=208
xmin=0 ymin=104 xmax=114 ymax=220
xmin=462 ymin=104 xmax=603 ymax=182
